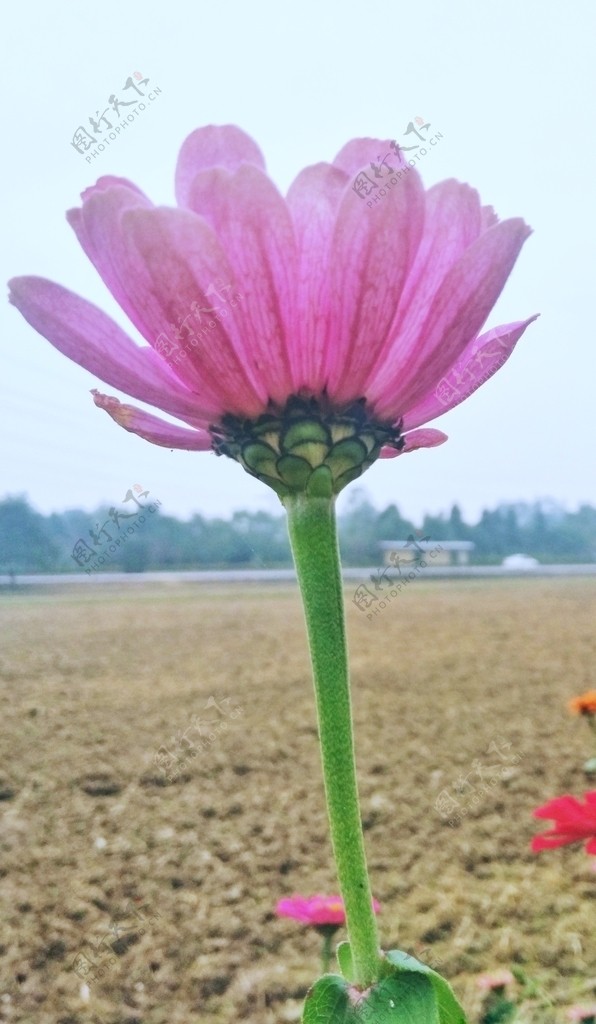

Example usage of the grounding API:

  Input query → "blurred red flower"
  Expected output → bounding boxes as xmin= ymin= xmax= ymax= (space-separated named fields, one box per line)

xmin=531 ymin=791 xmax=596 ymax=854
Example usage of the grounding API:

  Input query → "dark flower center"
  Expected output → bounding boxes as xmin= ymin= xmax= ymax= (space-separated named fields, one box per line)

xmin=210 ymin=394 xmax=404 ymax=498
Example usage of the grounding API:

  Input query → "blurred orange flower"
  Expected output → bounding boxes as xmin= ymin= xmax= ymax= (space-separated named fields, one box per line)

xmin=568 ymin=690 xmax=596 ymax=716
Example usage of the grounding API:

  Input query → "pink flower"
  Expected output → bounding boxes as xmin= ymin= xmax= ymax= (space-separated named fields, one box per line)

xmin=567 ymin=1006 xmax=596 ymax=1022
xmin=276 ymin=893 xmax=380 ymax=928
xmin=9 ymin=125 xmax=536 ymax=497
xmin=531 ymin=791 xmax=596 ymax=855
xmin=476 ymin=969 xmax=515 ymax=991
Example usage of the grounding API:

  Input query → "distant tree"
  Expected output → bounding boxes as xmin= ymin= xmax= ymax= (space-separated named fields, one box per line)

xmin=421 ymin=512 xmax=449 ymax=540
xmin=119 ymin=539 xmax=150 ymax=573
xmin=375 ymin=503 xmax=415 ymax=540
xmin=228 ymin=510 xmax=287 ymax=565
xmin=338 ymin=491 xmax=380 ymax=564
xmin=2 ymin=491 xmax=595 ymax=573
xmin=44 ymin=509 xmax=89 ymax=570
xmin=472 ymin=509 xmax=505 ymax=560
xmin=447 ymin=503 xmax=475 ymax=541
xmin=145 ymin=514 xmax=202 ymax=568
xmin=528 ymin=508 xmax=549 ymax=557
xmin=0 ymin=496 xmax=60 ymax=572
xmin=573 ymin=505 xmax=596 ymax=560
xmin=503 ymin=505 xmax=524 ymax=552
xmin=202 ymin=518 xmax=253 ymax=565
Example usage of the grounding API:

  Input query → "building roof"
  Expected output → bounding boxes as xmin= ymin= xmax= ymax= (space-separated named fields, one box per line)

xmin=379 ymin=540 xmax=475 ymax=550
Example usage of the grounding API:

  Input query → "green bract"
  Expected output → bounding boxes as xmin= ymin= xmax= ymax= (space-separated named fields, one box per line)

xmin=211 ymin=394 xmax=405 ymax=497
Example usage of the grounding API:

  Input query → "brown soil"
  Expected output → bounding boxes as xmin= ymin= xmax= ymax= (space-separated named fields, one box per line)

xmin=0 ymin=578 xmax=595 ymax=1023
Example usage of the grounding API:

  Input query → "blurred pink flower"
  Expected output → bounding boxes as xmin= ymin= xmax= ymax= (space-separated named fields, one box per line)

xmin=567 ymin=1005 xmax=596 ymax=1022
xmin=531 ymin=791 xmax=596 ymax=855
xmin=476 ymin=969 xmax=515 ymax=991
xmin=276 ymin=893 xmax=380 ymax=928
xmin=9 ymin=125 xmax=536 ymax=496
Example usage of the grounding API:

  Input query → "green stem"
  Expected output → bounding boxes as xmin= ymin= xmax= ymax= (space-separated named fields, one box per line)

xmin=283 ymin=494 xmax=381 ymax=988
xmin=320 ymin=930 xmax=334 ymax=974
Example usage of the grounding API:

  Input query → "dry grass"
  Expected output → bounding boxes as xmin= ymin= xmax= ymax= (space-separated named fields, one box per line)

xmin=0 ymin=578 xmax=595 ymax=1023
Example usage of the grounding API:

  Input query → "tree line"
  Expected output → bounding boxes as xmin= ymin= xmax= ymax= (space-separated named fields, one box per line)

xmin=0 ymin=492 xmax=594 ymax=574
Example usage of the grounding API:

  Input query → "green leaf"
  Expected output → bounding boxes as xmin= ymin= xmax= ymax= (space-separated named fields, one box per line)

xmin=302 ymin=961 xmax=468 ymax=1024
xmin=302 ymin=975 xmax=350 ymax=1023
xmin=353 ymin=973 xmax=439 ymax=1023
xmin=479 ymin=1000 xmax=517 ymax=1023
xmin=302 ymin=972 xmax=437 ymax=1024
xmin=385 ymin=950 xmax=467 ymax=1024
xmin=336 ymin=940 xmax=354 ymax=981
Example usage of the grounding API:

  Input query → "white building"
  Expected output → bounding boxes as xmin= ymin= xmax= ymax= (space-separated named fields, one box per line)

xmin=379 ymin=540 xmax=475 ymax=567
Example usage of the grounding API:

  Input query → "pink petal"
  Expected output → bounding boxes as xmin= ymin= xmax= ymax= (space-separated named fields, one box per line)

xmin=481 ymin=204 xmax=499 ymax=230
xmin=332 ymin=137 xmax=407 ymax=179
xmin=371 ymin=218 xmax=532 ymax=419
xmin=176 ymin=124 xmax=266 ymax=209
xmin=80 ymin=174 xmax=149 ymax=202
xmin=379 ymin=428 xmax=448 ymax=458
xmin=182 ymin=164 xmax=298 ymax=401
xmin=67 ymin=181 xmax=153 ymax=337
xmin=402 ymin=316 xmax=539 ymax=430
xmin=363 ymin=179 xmax=485 ymax=403
xmin=276 ymin=897 xmax=312 ymax=923
xmin=323 ymin=146 xmax=425 ymax=401
xmin=71 ymin=183 xmax=268 ymax=415
xmin=286 ymin=162 xmax=349 ymax=391
xmin=8 ymin=276 xmax=213 ymax=423
xmin=73 ymin=183 xmax=233 ymax=405
xmin=123 ymin=205 xmax=270 ymax=413
xmin=92 ymin=391 xmax=213 ymax=450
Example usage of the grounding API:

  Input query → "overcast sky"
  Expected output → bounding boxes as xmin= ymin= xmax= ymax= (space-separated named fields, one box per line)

xmin=2 ymin=0 xmax=594 ymax=524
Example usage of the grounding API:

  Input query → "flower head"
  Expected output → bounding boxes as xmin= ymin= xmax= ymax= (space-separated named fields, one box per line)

xmin=568 ymin=690 xmax=596 ymax=716
xmin=531 ymin=791 xmax=596 ymax=855
xmin=9 ymin=125 xmax=536 ymax=498
xmin=276 ymin=893 xmax=380 ymax=928
xmin=476 ymin=969 xmax=515 ymax=991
